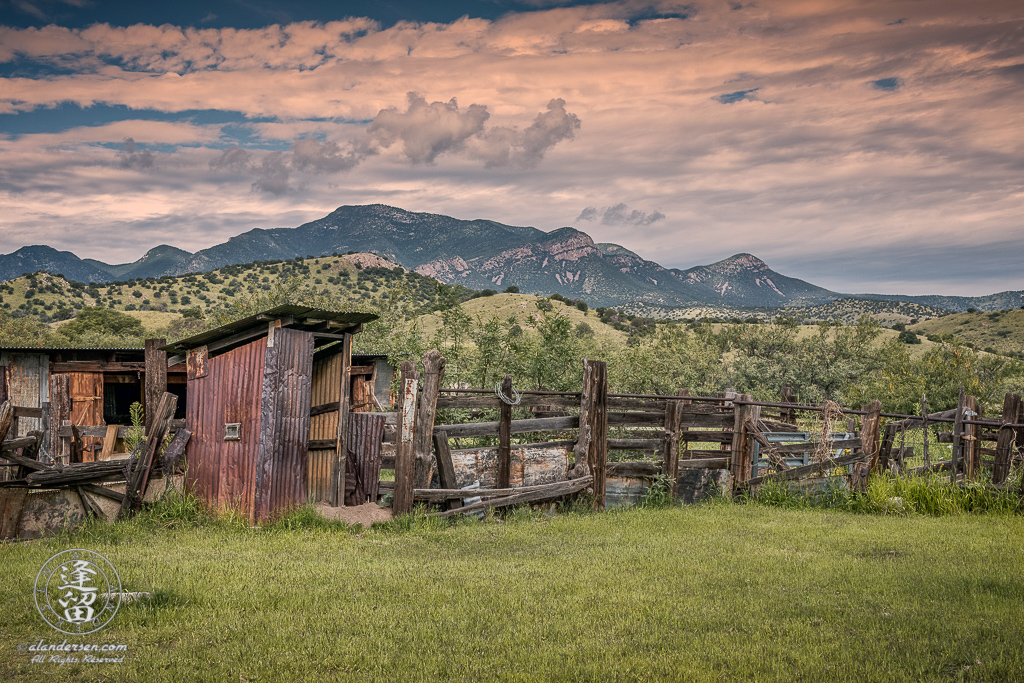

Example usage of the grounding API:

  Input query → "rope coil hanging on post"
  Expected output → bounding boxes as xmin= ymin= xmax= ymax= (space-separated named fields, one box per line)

xmin=495 ymin=381 xmax=521 ymax=406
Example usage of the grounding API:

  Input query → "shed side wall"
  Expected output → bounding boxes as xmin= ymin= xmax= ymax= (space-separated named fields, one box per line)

xmin=186 ymin=338 xmax=266 ymax=520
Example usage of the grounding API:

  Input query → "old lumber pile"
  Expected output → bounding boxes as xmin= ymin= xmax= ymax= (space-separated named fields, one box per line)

xmin=0 ymin=394 xmax=188 ymax=519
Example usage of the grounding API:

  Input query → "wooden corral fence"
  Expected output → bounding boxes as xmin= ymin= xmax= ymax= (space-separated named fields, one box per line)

xmin=375 ymin=352 xmax=1024 ymax=517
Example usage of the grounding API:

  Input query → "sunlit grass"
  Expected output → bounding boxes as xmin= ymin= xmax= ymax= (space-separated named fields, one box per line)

xmin=2 ymin=499 xmax=1022 ymax=682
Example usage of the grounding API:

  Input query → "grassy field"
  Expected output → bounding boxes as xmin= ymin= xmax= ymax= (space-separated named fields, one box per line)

xmin=2 ymin=502 xmax=1022 ymax=682
xmin=911 ymin=309 xmax=1024 ymax=356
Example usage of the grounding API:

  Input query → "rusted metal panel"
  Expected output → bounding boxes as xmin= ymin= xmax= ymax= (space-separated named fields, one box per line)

xmin=256 ymin=327 xmax=312 ymax=522
xmin=346 ymin=412 xmax=385 ymax=504
xmin=187 ymin=345 xmax=208 ymax=380
xmin=186 ymin=337 xmax=266 ymax=521
xmin=308 ymin=352 xmax=343 ymax=502
xmin=1 ymin=353 xmax=48 ymax=435
xmin=449 ymin=446 xmax=569 ymax=489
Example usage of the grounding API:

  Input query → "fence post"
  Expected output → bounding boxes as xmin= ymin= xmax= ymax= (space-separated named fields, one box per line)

xmin=993 ymin=393 xmax=1021 ymax=484
xmin=964 ymin=395 xmax=980 ymax=480
xmin=951 ymin=387 xmax=965 ymax=479
xmin=497 ymin=374 xmax=513 ymax=489
xmin=393 ymin=361 xmax=420 ymax=516
xmin=414 ymin=351 xmax=446 ymax=488
xmin=661 ymin=394 xmax=681 ymax=499
xmin=780 ymin=386 xmax=796 ymax=425
xmin=580 ymin=360 xmax=608 ymax=510
xmin=729 ymin=394 xmax=748 ymax=490
xmin=855 ymin=399 xmax=882 ymax=490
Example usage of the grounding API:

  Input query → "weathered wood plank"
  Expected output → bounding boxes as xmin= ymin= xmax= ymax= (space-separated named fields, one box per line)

xmin=434 ymin=415 xmax=579 ymax=438
xmin=433 ymin=431 xmax=462 ymax=510
xmin=607 ymin=461 xmax=660 ymax=478
xmin=435 ymin=395 xmax=579 ymax=411
xmin=99 ymin=425 xmax=119 ymax=461
xmin=432 ymin=475 xmax=593 ymax=518
xmin=414 ymin=350 xmax=446 ymax=489
xmin=392 ymin=362 xmax=419 ymax=516
xmin=329 ymin=333 xmax=353 ymax=507
xmin=118 ymin=392 xmax=176 ymax=519
xmin=607 ymin=438 xmax=663 ymax=450
xmin=745 ymin=450 xmax=869 ymax=487
xmin=49 ymin=374 xmax=70 ymax=460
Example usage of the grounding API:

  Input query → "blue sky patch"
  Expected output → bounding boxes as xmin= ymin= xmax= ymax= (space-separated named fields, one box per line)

xmin=717 ymin=88 xmax=759 ymax=104
xmin=871 ymin=77 xmax=902 ymax=91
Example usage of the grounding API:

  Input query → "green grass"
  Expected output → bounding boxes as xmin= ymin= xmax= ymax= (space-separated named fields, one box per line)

xmin=911 ymin=309 xmax=1024 ymax=356
xmin=2 ymin=500 xmax=1023 ymax=682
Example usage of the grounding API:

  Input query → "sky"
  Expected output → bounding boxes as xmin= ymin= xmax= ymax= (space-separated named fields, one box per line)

xmin=0 ymin=0 xmax=1022 ymax=296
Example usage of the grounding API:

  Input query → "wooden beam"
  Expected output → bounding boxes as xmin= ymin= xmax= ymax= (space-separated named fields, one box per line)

xmin=965 ymin=395 xmax=980 ymax=479
xmin=99 ymin=425 xmax=119 ymax=461
xmin=661 ymin=393 xmax=682 ymax=498
xmin=745 ymin=450 xmax=869 ymax=487
xmin=144 ymin=338 xmax=168 ymax=436
xmin=584 ymin=360 xmax=608 ymax=511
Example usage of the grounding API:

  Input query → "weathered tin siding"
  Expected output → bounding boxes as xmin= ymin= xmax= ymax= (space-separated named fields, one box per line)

xmin=307 ymin=352 xmax=342 ymax=502
xmin=185 ymin=338 xmax=266 ymax=521
xmin=254 ymin=327 xmax=313 ymax=522
xmin=0 ymin=353 xmax=49 ymax=435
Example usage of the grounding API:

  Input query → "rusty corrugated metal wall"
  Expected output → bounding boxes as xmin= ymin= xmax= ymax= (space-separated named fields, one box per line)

xmin=254 ymin=327 xmax=313 ymax=522
xmin=307 ymin=352 xmax=342 ymax=502
xmin=185 ymin=338 xmax=266 ymax=521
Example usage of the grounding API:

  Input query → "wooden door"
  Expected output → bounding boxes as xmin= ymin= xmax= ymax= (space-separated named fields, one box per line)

xmin=69 ymin=372 xmax=104 ymax=462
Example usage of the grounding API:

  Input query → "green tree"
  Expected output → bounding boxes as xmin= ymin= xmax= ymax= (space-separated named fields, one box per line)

xmin=61 ymin=306 xmax=144 ymax=338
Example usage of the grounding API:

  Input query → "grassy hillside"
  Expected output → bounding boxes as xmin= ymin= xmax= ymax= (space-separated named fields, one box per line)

xmin=1 ymin=253 xmax=474 ymax=333
xmin=625 ymin=298 xmax=948 ymax=326
xmin=418 ymin=292 xmax=628 ymax=347
xmin=910 ymin=309 xmax=1024 ymax=357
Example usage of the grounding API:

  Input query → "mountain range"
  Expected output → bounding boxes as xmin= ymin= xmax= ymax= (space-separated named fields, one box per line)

xmin=2 ymin=204 xmax=1021 ymax=312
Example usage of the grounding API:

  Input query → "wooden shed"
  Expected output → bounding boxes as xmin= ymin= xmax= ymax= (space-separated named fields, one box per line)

xmin=162 ymin=306 xmax=377 ymax=522
xmin=0 ymin=346 xmax=186 ymax=462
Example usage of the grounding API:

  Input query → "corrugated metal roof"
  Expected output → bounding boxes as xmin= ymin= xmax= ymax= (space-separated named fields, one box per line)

xmin=162 ymin=305 xmax=377 ymax=353
xmin=0 ymin=346 xmax=144 ymax=353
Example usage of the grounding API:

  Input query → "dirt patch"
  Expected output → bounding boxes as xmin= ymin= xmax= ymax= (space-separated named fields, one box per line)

xmin=315 ymin=502 xmax=393 ymax=527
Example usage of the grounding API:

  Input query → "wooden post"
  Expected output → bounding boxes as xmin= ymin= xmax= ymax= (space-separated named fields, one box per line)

xmin=414 ymin=350 xmax=446 ymax=488
xmin=951 ymin=386 xmax=965 ymax=477
xmin=993 ymin=393 xmax=1020 ymax=484
xmin=48 ymin=374 xmax=70 ymax=461
xmin=144 ymin=338 xmax=168 ymax=436
xmin=39 ymin=401 xmax=50 ymax=464
xmin=877 ymin=422 xmax=896 ymax=473
xmin=392 ymin=361 xmax=420 ymax=516
xmin=433 ymin=431 xmax=462 ymax=511
xmin=780 ymin=386 xmax=796 ymax=425
xmin=920 ymin=395 xmax=930 ymax=470
xmin=661 ymin=393 xmax=682 ymax=499
xmin=964 ymin=395 xmax=980 ymax=480
xmin=0 ymin=366 xmax=7 ymax=405
xmin=582 ymin=360 xmax=608 ymax=510
xmin=571 ymin=367 xmax=593 ymax=480
xmin=497 ymin=374 xmax=513 ymax=490
xmin=729 ymin=394 xmax=747 ymax=487
xmin=329 ymin=333 xmax=353 ymax=506
xmin=856 ymin=399 xmax=882 ymax=490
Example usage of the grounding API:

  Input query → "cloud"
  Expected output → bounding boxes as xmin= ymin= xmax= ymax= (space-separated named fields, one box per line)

xmin=116 ymin=137 xmax=155 ymax=170
xmin=365 ymin=93 xmax=490 ymax=164
xmin=205 ymin=94 xmax=581 ymax=192
xmin=577 ymin=203 xmax=665 ymax=226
